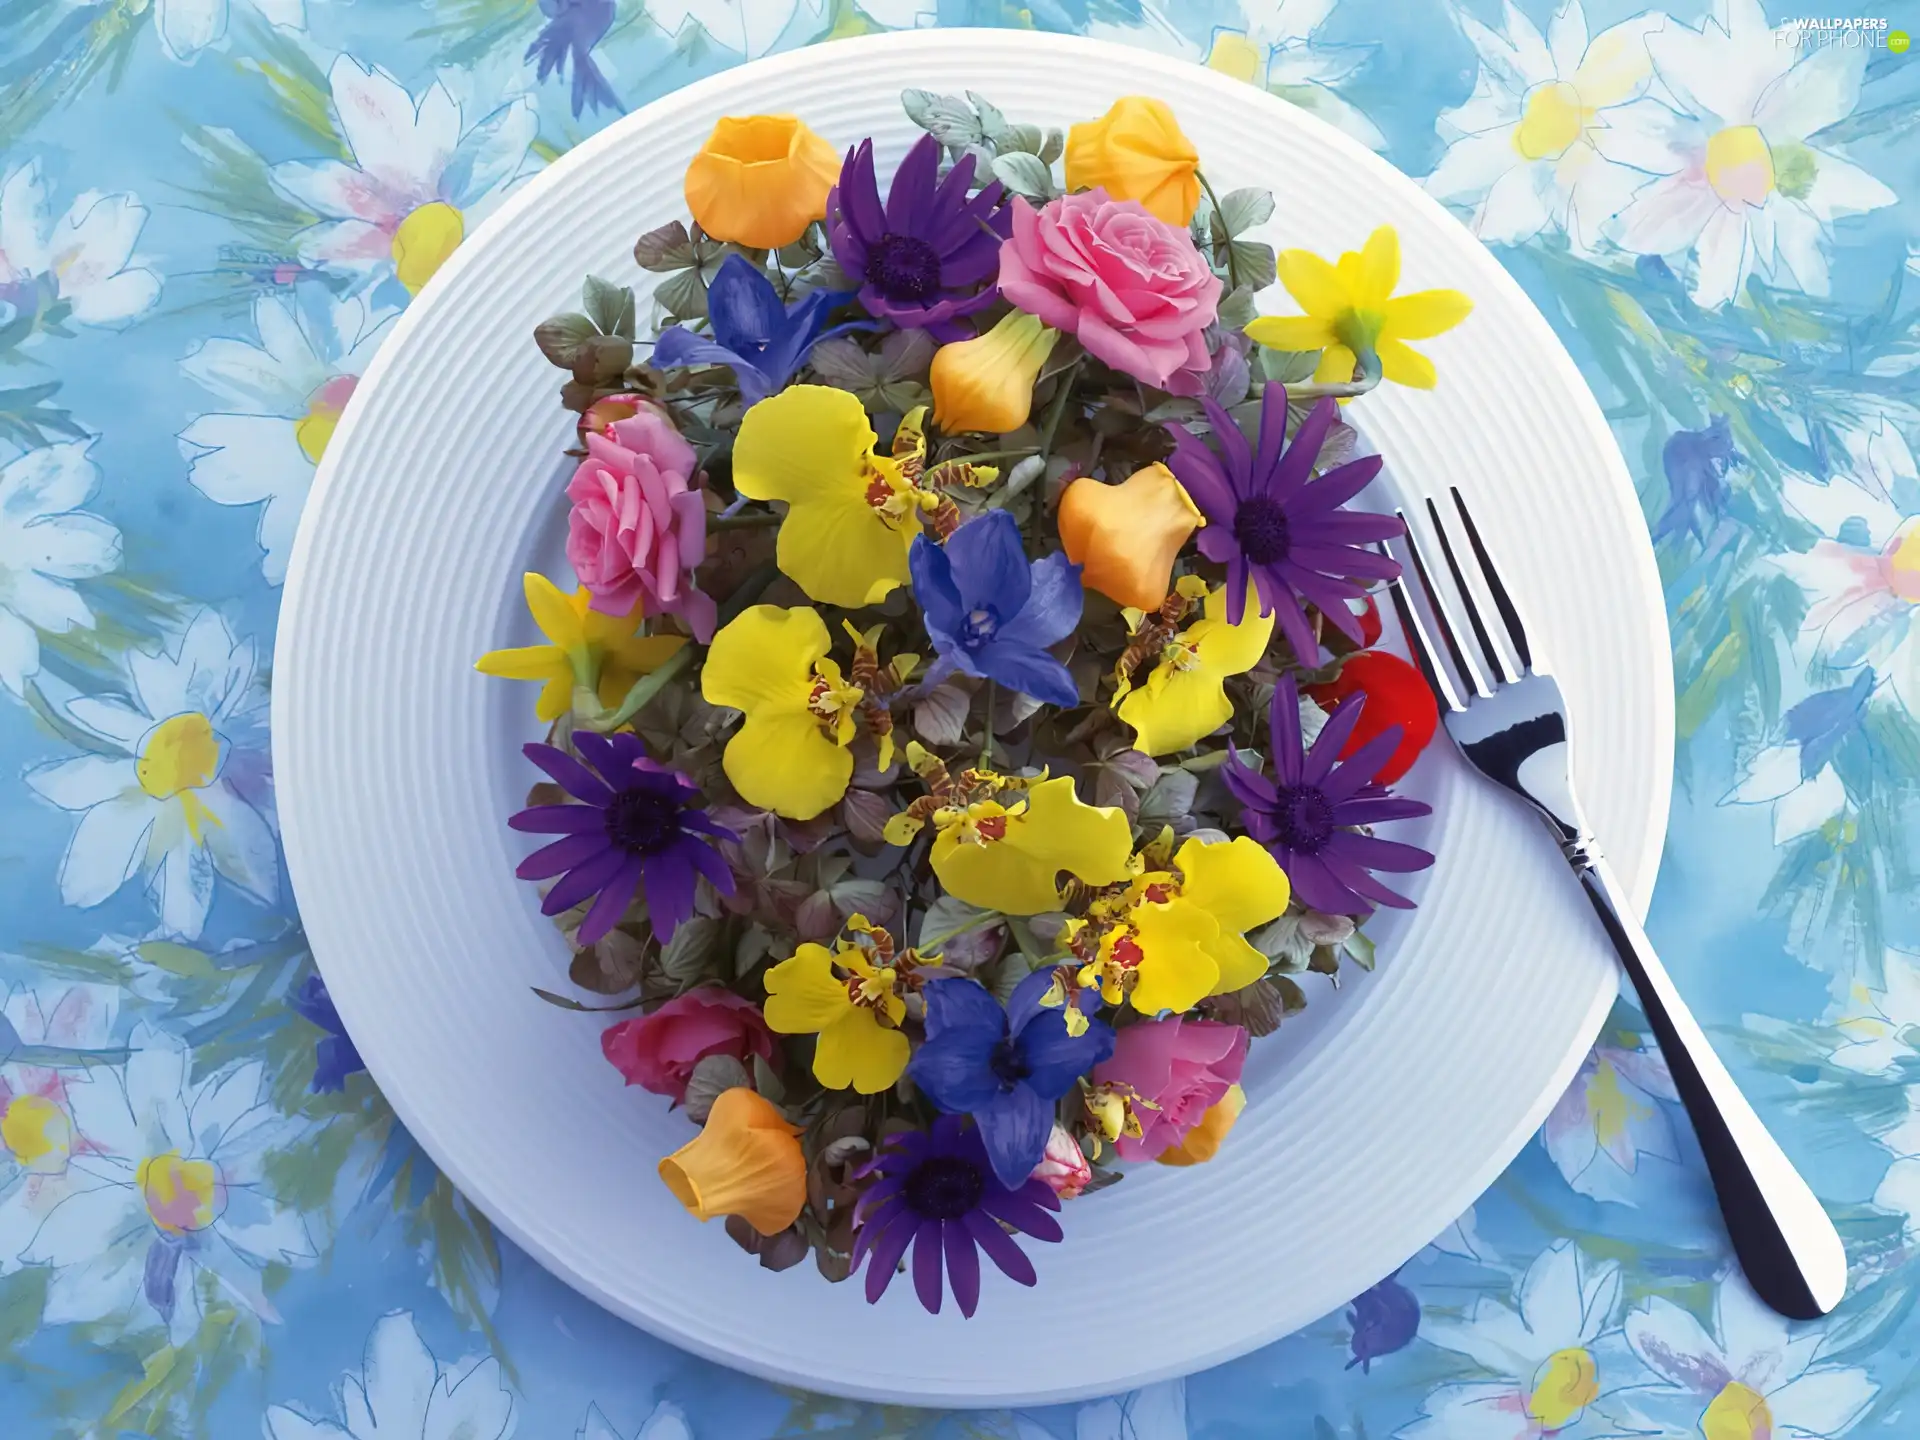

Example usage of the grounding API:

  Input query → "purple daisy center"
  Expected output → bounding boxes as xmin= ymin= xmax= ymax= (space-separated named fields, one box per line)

xmin=1232 ymin=495 xmax=1292 ymax=566
xmin=865 ymin=233 xmax=943 ymax=303
xmin=604 ymin=785 xmax=684 ymax=854
xmin=1271 ymin=784 xmax=1336 ymax=853
xmin=903 ymin=1153 xmax=987 ymax=1221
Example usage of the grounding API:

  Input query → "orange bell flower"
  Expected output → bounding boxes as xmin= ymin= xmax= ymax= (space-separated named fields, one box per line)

xmin=684 ymin=115 xmax=839 ymax=250
xmin=931 ymin=311 xmax=1060 ymax=435
xmin=1057 ymin=462 xmax=1205 ymax=611
xmin=1064 ymin=96 xmax=1202 ymax=226
xmin=1157 ymin=1084 xmax=1246 ymax=1166
xmin=658 ymin=1086 xmax=806 ymax=1236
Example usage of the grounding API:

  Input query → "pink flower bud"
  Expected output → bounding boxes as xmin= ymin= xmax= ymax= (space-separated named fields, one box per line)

xmin=1030 ymin=1124 xmax=1093 ymax=1200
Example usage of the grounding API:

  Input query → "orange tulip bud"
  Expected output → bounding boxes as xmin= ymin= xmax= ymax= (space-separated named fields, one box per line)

xmin=684 ymin=115 xmax=839 ymax=251
xmin=658 ymin=1086 xmax=806 ymax=1236
xmin=1156 ymin=1084 xmax=1246 ymax=1166
xmin=1057 ymin=462 xmax=1204 ymax=611
xmin=931 ymin=311 xmax=1061 ymax=436
xmin=1064 ymin=96 xmax=1202 ymax=227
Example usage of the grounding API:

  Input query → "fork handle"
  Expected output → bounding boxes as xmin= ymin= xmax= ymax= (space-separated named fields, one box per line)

xmin=1573 ymin=849 xmax=1847 ymax=1318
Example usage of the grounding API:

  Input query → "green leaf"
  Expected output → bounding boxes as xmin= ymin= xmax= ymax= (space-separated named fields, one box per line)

xmin=534 ymin=312 xmax=598 ymax=369
xmin=634 ymin=219 xmax=696 ymax=272
xmin=582 ymin=275 xmax=635 ymax=338
xmin=919 ymin=896 xmax=1002 ymax=951
xmin=1343 ymin=928 xmax=1376 ymax=972
xmin=997 ymin=121 xmax=1045 ymax=156
xmin=966 ymin=91 xmax=1009 ymax=145
xmin=1140 ymin=768 xmax=1199 ymax=827
xmin=752 ymin=1052 xmax=786 ymax=1103
xmin=1217 ymin=284 xmax=1260 ymax=332
xmin=989 ymin=950 xmax=1036 ymax=1004
xmin=990 ymin=151 xmax=1056 ymax=201
xmin=660 ymin=916 xmax=723 ymax=986
xmin=655 ymin=267 xmax=710 ymax=321
xmin=1217 ymin=186 xmax=1275 ymax=237
xmin=901 ymin=88 xmax=984 ymax=149
xmin=1229 ymin=238 xmax=1278 ymax=290
xmin=1038 ymin=127 xmax=1065 ymax=166
xmin=1258 ymin=348 xmax=1323 ymax=384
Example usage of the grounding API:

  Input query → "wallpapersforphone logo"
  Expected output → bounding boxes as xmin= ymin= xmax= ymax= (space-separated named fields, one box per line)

xmin=1776 ymin=16 xmax=1909 ymax=51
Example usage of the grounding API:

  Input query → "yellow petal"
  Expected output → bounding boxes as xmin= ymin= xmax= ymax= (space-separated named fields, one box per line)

xmin=1242 ymin=314 xmax=1337 ymax=353
xmin=1377 ymin=338 xmax=1438 ymax=389
xmin=1275 ymin=248 xmax=1351 ymax=321
xmin=726 ymin=712 xmax=853 ymax=820
xmin=1191 ymin=580 xmax=1274 ymax=674
xmin=1118 ymin=663 xmax=1231 ymax=757
xmin=732 ymin=386 xmax=914 ymax=608
xmin=1356 ymin=226 xmax=1400 ymax=308
xmin=1382 ymin=288 xmax=1473 ymax=341
xmin=933 ymin=776 xmax=1133 ymax=915
xmin=1175 ymin=835 xmax=1291 ymax=935
xmin=1205 ymin=32 xmax=1263 ymax=84
xmin=1128 ymin=898 xmax=1221 ymax=1015
xmin=523 ymin=572 xmax=584 ymax=650
xmin=702 ymin=605 xmax=825 ymax=714
xmin=763 ymin=944 xmax=853 ymax=1033
xmin=1204 ymin=932 xmax=1271 ymax=996
xmin=1571 ymin=19 xmax=1658 ymax=107
xmin=474 ymin=644 xmax=563 ymax=682
xmin=814 ymin=1009 xmax=910 ymax=1094
xmin=1313 ymin=343 xmax=1358 ymax=386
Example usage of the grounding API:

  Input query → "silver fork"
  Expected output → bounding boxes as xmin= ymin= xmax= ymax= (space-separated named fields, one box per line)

xmin=1386 ymin=487 xmax=1847 ymax=1321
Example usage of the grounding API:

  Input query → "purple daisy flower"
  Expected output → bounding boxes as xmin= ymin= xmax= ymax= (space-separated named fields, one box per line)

xmin=826 ymin=133 xmax=1011 ymax=340
xmin=511 ymin=732 xmax=738 ymax=946
xmin=1223 ymin=673 xmax=1433 ymax=916
xmin=1166 ymin=382 xmax=1404 ymax=661
xmin=851 ymin=1115 xmax=1063 ymax=1317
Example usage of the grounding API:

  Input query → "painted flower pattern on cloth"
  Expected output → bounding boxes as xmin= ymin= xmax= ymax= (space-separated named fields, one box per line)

xmin=1603 ymin=0 xmax=1896 ymax=308
xmin=1398 ymin=1240 xmax=1622 ymax=1439
xmin=270 ymin=57 xmax=540 ymax=296
xmin=264 ymin=1310 xmax=514 ymax=1440
xmin=27 ymin=609 xmax=277 ymax=940
xmin=1541 ymin=1027 xmax=1679 ymax=1205
xmin=3 ymin=1026 xmax=313 ymax=1346
xmin=0 ymin=162 xmax=161 ymax=330
xmin=178 ymin=291 xmax=395 ymax=584
xmin=1424 ymin=0 xmax=1666 ymax=256
xmin=0 ymin=439 xmax=122 ymax=696
xmin=1617 ymin=1274 xmax=1876 ymax=1440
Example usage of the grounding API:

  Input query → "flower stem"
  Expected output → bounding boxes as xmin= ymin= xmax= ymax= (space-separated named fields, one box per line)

xmin=581 ymin=562 xmax=778 ymax=732
xmin=1283 ymin=347 xmax=1383 ymax=401
xmin=947 ymin=447 xmax=1039 ymax=466
xmin=981 ymin=680 xmax=998 ymax=768
xmin=1197 ymin=170 xmax=1240 ymax=293
xmin=1036 ymin=355 xmax=1082 ymax=462
xmin=709 ymin=509 xmax=781 ymax=531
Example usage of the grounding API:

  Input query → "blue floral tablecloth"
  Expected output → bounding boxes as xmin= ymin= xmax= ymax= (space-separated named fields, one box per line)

xmin=1 ymin=0 xmax=1915 ymax=1435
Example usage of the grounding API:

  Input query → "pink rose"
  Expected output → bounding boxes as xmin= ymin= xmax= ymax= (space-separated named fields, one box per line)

xmin=1030 ymin=1123 xmax=1093 ymax=1199
xmin=566 ymin=404 xmax=716 ymax=641
xmin=600 ymin=988 xmax=775 ymax=1102
xmin=996 ymin=190 xmax=1222 ymax=393
xmin=1092 ymin=1014 xmax=1247 ymax=1162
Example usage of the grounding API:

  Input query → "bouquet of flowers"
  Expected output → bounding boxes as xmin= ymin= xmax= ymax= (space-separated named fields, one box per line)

xmin=476 ymin=89 xmax=1471 ymax=1316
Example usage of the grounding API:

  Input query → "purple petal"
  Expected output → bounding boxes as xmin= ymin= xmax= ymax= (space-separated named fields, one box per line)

xmin=577 ymin=855 xmax=643 ymax=945
xmin=1252 ymin=382 xmax=1290 ymax=487
xmin=1331 ymin=794 xmax=1432 ymax=824
xmin=1014 ymin=1176 xmax=1062 ymax=1212
xmin=1283 ymin=849 xmax=1362 ymax=915
xmin=910 ymin=533 xmax=966 ymax=639
xmin=509 ymin=804 xmax=610 ymax=835
xmin=945 ymin=511 xmax=1032 ymax=616
xmin=517 ymin=831 xmax=613 ymax=881
xmin=850 ymin=1196 xmax=905 ymax=1266
xmin=1324 ymin=727 xmax=1403 ymax=795
xmin=995 ymin=551 xmax=1083 ymax=652
xmin=973 ymin=640 xmax=1078 ymax=709
xmin=1223 ymin=748 xmax=1277 ymax=806
xmin=1268 ymin=675 xmax=1304 ymax=784
xmin=887 ymin=134 xmax=942 ymax=233
xmin=1292 ymin=455 xmax=1386 ymax=516
xmin=944 ymin=1219 xmax=981 ymax=1317
xmin=964 ymin=1209 xmax=1038 ymax=1285
xmin=539 ymin=845 xmax=629 ymax=915
xmin=1291 ymin=544 xmax=1402 ymax=580
xmin=912 ymin=1219 xmax=945 ymax=1314
xmin=1257 ymin=571 xmax=1322 ymax=663
xmin=1304 ymin=695 xmax=1367 ymax=785
xmin=524 ymin=743 xmax=613 ymax=806
xmin=1271 ymin=395 xmax=1334 ymax=498
xmin=639 ymin=847 xmax=699 ymax=939
xmin=924 ymin=976 xmax=1009 ymax=1039
xmin=684 ymin=836 xmax=737 ymax=899
xmin=1199 ymin=396 xmax=1253 ymax=492
xmin=1320 ymin=849 xmax=1416 ymax=910
xmin=838 ymin=142 xmax=886 ymax=245
xmin=979 ymin=1187 xmax=1064 ymax=1241
xmin=1334 ymin=831 xmax=1436 ymax=873
xmin=1298 ymin=511 xmax=1406 ymax=544
xmin=1165 ymin=425 xmax=1238 ymax=522
xmin=977 ymin=1085 xmax=1054 ymax=1190
xmin=863 ymin=1213 xmax=916 ymax=1302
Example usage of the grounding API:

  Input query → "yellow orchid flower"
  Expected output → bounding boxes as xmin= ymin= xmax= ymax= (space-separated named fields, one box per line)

xmin=1245 ymin=225 xmax=1473 ymax=390
xmin=1078 ymin=836 xmax=1290 ymax=1014
xmin=762 ymin=937 xmax=910 ymax=1093
xmin=731 ymin=386 xmax=932 ymax=608
xmin=1116 ymin=579 xmax=1273 ymax=756
xmin=701 ymin=604 xmax=863 ymax=821
xmin=929 ymin=775 xmax=1134 ymax=916
xmin=474 ymin=572 xmax=687 ymax=722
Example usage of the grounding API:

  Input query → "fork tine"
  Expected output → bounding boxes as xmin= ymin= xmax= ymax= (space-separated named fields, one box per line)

xmin=1383 ymin=565 xmax=1465 ymax=714
xmin=1397 ymin=509 xmax=1492 ymax=700
xmin=1425 ymin=496 xmax=1520 ymax=687
xmin=1450 ymin=487 xmax=1536 ymax=673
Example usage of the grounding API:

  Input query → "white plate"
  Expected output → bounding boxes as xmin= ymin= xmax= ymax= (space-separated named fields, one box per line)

xmin=275 ymin=30 xmax=1671 ymax=1408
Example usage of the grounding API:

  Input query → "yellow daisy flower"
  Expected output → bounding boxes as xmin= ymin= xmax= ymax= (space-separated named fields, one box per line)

xmin=474 ymin=572 xmax=687 ymax=722
xmin=701 ymin=604 xmax=863 ymax=821
xmin=731 ymin=386 xmax=931 ymax=608
xmin=1116 ymin=580 xmax=1273 ymax=756
xmin=1245 ymin=225 xmax=1473 ymax=389
xmin=762 ymin=938 xmax=910 ymax=1093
